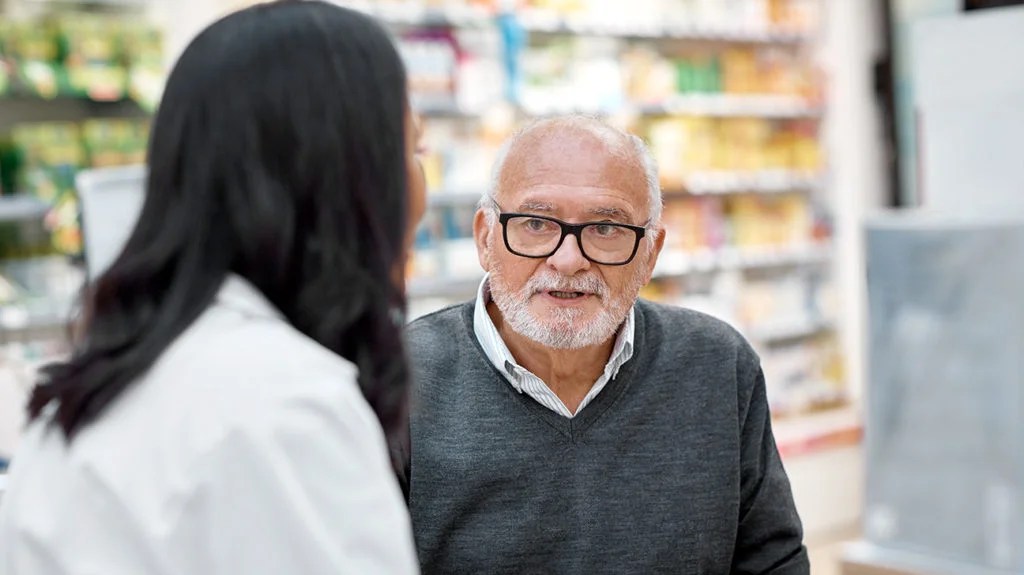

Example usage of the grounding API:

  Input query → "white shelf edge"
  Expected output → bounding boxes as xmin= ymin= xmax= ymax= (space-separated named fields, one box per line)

xmin=412 ymin=101 xmax=482 ymax=118
xmin=520 ymin=95 xmax=823 ymax=120
xmin=748 ymin=317 xmax=834 ymax=343
xmin=407 ymin=275 xmax=482 ymax=299
xmin=332 ymin=1 xmax=492 ymax=27
xmin=428 ymin=171 xmax=824 ymax=207
xmin=520 ymin=12 xmax=813 ymax=43
xmin=426 ymin=191 xmax=483 ymax=207
xmin=677 ymin=170 xmax=824 ymax=195
xmin=0 ymin=196 xmax=49 ymax=223
xmin=0 ymin=315 xmax=69 ymax=334
xmin=639 ymin=94 xmax=823 ymax=119
xmin=772 ymin=403 xmax=862 ymax=452
xmin=653 ymin=244 xmax=832 ymax=277
xmin=408 ymin=244 xmax=833 ymax=298
xmin=414 ymin=93 xmax=823 ymax=120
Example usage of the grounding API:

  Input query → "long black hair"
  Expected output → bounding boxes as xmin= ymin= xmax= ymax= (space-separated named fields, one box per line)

xmin=29 ymin=1 xmax=411 ymax=445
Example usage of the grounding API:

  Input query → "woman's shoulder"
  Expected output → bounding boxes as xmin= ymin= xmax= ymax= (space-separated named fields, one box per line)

xmin=171 ymin=275 xmax=361 ymax=396
xmin=172 ymin=302 xmax=359 ymax=390
xmin=141 ymin=304 xmax=376 ymax=451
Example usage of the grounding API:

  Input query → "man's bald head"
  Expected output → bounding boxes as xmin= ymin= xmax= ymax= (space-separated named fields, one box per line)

xmin=482 ymin=116 xmax=662 ymax=229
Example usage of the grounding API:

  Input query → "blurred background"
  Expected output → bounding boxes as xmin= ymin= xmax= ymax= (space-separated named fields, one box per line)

xmin=0 ymin=1 xmax=1021 ymax=573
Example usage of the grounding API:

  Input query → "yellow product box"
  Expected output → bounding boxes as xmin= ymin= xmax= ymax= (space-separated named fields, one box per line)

xmin=646 ymin=118 xmax=689 ymax=189
xmin=661 ymin=199 xmax=706 ymax=252
xmin=692 ymin=119 xmax=724 ymax=172
xmin=764 ymin=130 xmax=794 ymax=170
xmin=793 ymin=134 xmax=821 ymax=171
xmin=720 ymin=48 xmax=756 ymax=94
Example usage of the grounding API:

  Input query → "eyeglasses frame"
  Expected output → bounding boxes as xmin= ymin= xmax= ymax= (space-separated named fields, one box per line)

xmin=492 ymin=207 xmax=649 ymax=266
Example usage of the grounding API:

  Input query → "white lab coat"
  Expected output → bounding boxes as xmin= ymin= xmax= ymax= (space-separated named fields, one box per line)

xmin=0 ymin=275 xmax=419 ymax=575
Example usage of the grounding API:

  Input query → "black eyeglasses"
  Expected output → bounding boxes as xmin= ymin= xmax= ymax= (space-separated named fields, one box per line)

xmin=493 ymin=205 xmax=648 ymax=266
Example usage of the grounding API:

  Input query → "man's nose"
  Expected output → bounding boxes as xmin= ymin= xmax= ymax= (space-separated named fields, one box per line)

xmin=546 ymin=234 xmax=591 ymax=276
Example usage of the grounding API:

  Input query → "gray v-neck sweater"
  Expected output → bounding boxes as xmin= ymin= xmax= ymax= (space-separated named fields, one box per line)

xmin=404 ymin=300 xmax=808 ymax=574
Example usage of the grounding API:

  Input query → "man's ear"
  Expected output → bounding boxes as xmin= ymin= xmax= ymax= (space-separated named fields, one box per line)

xmin=642 ymin=225 xmax=667 ymax=284
xmin=474 ymin=209 xmax=492 ymax=272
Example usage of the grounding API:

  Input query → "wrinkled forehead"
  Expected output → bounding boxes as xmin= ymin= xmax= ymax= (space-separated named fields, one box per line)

xmin=497 ymin=126 xmax=648 ymax=209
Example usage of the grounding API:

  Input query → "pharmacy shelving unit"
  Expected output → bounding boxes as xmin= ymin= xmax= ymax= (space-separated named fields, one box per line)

xmin=0 ymin=0 xmax=154 ymax=129
xmin=342 ymin=0 xmax=859 ymax=463
xmin=0 ymin=0 xmax=136 ymax=452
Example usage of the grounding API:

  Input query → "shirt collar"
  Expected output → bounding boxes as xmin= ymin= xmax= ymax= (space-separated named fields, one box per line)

xmin=214 ymin=274 xmax=285 ymax=321
xmin=473 ymin=275 xmax=525 ymax=390
xmin=472 ymin=274 xmax=635 ymax=384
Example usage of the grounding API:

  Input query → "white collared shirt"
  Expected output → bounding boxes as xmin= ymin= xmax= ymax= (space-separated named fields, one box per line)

xmin=473 ymin=275 xmax=635 ymax=418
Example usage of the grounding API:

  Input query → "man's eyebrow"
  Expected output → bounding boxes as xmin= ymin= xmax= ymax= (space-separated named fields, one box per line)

xmin=517 ymin=201 xmax=557 ymax=213
xmin=588 ymin=206 xmax=633 ymax=221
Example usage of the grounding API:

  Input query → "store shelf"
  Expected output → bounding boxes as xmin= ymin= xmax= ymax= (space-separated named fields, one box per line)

xmin=0 ymin=308 xmax=69 ymax=335
xmin=724 ymin=244 xmax=833 ymax=269
xmin=519 ymin=12 xmax=812 ymax=44
xmin=671 ymin=170 xmax=823 ymax=195
xmin=748 ymin=316 xmax=834 ymax=343
xmin=639 ymin=94 xmax=823 ymax=119
xmin=426 ymin=171 xmax=822 ymax=207
xmin=519 ymin=95 xmax=822 ymax=119
xmin=0 ymin=196 xmax=49 ymax=223
xmin=427 ymin=190 xmax=483 ymax=207
xmin=0 ymin=62 xmax=136 ymax=106
xmin=414 ymin=100 xmax=483 ymax=118
xmin=519 ymin=95 xmax=823 ymax=119
xmin=773 ymin=403 xmax=862 ymax=460
xmin=334 ymin=1 xmax=812 ymax=43
xmin=407 ymin=274 xmax=483 ymax=299
xmin=654 ymin=244 xmax=832 ymax=278
xmin=332 ymin=0 xmax=492 ymax=27
xmin=0 ymin=91 xmax=133 ymax=106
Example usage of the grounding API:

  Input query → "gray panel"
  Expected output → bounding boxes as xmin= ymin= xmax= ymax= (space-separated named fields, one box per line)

xmin=865 ymin=214 xmax=1024 ymax=571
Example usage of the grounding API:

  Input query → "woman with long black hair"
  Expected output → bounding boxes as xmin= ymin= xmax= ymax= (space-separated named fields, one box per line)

xmin=0 ymin=2 xmax=425 ymax=573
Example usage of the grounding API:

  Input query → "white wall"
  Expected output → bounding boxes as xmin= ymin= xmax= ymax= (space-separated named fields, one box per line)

xmin=820 ymin=0 xmax=888 ymax=409
xmin=911 ymin=6 xmax=1024 ymax=215
xmin=784 ymin=0 xmax=889 ymax=540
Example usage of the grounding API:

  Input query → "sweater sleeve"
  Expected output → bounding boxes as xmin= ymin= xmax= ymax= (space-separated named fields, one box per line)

xmin=732 ymin=365 xmax=810 ymax=574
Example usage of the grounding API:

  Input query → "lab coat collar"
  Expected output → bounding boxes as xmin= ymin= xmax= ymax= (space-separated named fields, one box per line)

xmin=214 ymin=275 xmax=285 ymax=321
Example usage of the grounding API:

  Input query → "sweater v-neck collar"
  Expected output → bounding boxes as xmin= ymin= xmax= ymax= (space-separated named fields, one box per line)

xmin=460 ymin=302 xmax=650 ymax=442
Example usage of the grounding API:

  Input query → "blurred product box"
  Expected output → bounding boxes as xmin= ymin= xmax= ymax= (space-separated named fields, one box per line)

xmin=864 ymin=213 xmax=1024 ymax=573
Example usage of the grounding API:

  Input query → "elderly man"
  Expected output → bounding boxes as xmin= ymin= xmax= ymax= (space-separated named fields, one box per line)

xmin=403 ymin=116 xmax=808 ymax=574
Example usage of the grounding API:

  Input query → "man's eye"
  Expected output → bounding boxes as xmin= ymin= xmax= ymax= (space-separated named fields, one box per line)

xmin=525 ymin=218 xmax=549 ymax=231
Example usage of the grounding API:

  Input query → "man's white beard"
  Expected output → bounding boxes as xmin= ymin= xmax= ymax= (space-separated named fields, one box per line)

xmin=487 ymin=242 xmax=649 ymax=350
